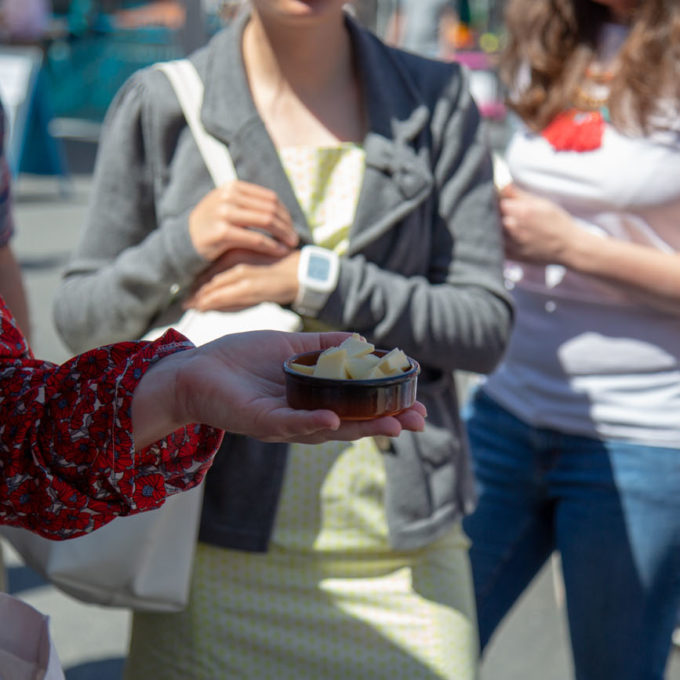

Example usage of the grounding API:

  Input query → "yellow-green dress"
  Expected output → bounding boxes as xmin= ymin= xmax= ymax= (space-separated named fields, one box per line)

xmin=124 ymin=145 xmax=479 ymax=680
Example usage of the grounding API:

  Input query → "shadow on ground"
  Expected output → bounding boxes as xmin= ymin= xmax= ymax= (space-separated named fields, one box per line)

xmin=65 ymin=658 xmax=125 ymax=680
xmin=7 ymin=563 xmax=47 ymax=595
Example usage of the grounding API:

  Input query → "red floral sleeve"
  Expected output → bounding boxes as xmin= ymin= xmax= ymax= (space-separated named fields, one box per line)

xmin=0 ymin=297 xmax=223 ymax=539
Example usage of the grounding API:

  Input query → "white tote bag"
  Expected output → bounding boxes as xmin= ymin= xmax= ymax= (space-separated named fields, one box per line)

xmin=0 ymin=59 xmax=300 ymax=613
xmin=0 ymin=483 xmax=204 ymax=613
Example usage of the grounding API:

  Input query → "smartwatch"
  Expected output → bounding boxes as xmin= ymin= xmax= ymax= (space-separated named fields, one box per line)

xmin=293 ymin=245 xmax=340 ymax=316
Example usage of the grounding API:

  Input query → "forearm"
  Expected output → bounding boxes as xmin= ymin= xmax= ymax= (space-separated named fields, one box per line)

xmin=561 ymin=229 xmax=680 ymax=315
xmin=131 ymin=347 xmax=189 ymax=450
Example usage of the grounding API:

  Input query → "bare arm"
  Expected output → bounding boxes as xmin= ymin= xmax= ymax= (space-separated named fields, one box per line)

xmin=500 ymin=184 xmax=680 ymax=315
xmin=559 ymin=230 xmax=680 ymax=315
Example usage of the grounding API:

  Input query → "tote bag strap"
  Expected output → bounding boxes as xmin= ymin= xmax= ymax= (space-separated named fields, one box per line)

xmin=154 ymin=59 xmax=236 ymax=186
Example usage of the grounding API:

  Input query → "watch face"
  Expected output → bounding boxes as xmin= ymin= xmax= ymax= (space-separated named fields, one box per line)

xmin=308 ymin=253 xmax=331 ymax=282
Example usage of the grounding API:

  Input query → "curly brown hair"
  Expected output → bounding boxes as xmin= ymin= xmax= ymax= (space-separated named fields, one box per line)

xmin=500 ymin=0 xmax=680 ymax=133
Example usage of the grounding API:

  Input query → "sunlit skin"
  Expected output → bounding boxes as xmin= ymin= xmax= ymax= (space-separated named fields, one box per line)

xmin=499 ymin=181 xmax=680 ymax=316
xmin=249 ymin=0 xmax=347 ymax=24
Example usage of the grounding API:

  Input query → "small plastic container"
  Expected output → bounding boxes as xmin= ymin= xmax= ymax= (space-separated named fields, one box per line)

xmin=283 ymin=349 xmax=420 ymax=420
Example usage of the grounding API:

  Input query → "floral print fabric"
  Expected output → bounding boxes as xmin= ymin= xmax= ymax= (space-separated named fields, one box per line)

xmin=0 ymin=296 xmax=222 ymax=539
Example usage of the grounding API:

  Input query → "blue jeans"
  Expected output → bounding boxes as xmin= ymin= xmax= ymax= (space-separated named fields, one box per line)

xmin=462 ymin=389 xmax=680 ymax=680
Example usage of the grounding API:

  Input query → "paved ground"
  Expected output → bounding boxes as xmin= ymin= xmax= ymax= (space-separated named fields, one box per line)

xmin=5 ymin=162 xmax=680 ymax=679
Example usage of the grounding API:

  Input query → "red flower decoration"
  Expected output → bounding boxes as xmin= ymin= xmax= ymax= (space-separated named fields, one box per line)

xmin=114 ymin=442 xmax=135 ymax=474
xmin=48 ymin=387 xmax=81 ymax=423
xmin=542 ymin=109 xmax=606 ymax=152
xmin=8 ymin=479 xmax=52 ymax=521
xmin=75 ymin=347 xmax=116 ymax=381
xmin=49 ymin=475 xmax=89 ymax=511
xmin=56 ymin=509 xmax=92 ymax=534
xmin=134 ymin=473 xmax=167 ymax=510
xmin=4 ymin=451 xmax=27 ymax=479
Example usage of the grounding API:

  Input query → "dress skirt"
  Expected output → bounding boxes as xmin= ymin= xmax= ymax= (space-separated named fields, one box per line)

xmin=124 ymin=438 xmax=479 ymax=679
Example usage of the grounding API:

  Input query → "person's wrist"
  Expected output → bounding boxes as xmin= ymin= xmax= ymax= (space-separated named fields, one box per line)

xmin=279 ymin=249 xmax=302 ymax=305
xmin=560 ymin=216 xmax=603 ymax=270
xmin=131 ymin=350 xmax=192 ymax=449
xmin=165 ymin=348 xmax=204 ymax=427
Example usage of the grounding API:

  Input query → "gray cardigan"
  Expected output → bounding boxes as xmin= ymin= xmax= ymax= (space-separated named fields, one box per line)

xmin=53 ymin=11 xmax=513 ymax=551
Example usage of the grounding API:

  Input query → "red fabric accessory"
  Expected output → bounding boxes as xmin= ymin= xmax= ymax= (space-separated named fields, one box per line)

xmin=541 ymin=108 xmax=607 ymax=152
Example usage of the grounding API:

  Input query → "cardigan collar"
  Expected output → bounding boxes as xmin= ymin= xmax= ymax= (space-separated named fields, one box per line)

xmin=198 ymin=9 xmax=434 ymax=250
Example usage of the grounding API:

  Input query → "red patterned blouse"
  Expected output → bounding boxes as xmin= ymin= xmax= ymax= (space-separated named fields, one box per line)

xmin=0 ymin=296 xmax=223 ymax=540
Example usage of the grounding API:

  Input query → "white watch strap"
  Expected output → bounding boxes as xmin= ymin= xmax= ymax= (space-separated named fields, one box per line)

xmin=293 ymin=246 xmax=339 ymax=316
xmin=294 ymin=287 xmax=332 ymax=317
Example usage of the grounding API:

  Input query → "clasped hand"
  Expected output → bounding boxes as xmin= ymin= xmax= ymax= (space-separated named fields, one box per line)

xmin=187 ymin=180 xmax=301 ymax=310
xmin=499 ymin=184 xmax=579 ymax=265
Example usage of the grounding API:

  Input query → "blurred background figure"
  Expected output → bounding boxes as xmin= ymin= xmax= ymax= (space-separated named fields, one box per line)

xmin=462 ymin=1 xmax=680 ymax=679
xmin=384 ymin=0 xmax=471 ymax=59
xmin=382 ymin=0 xmax=508 ymax=136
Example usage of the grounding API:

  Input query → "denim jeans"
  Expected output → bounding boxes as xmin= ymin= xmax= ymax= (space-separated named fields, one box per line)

xmin=462 ymin=389 xmax=680 ymax=680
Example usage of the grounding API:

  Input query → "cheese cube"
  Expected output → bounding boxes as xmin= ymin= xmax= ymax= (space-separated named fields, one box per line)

xmin=345 ymin=354 xmax=381 ymax=379
xmin=376 ymin=348 xmax=410 ymax=376
xmin=290 ymin=362 xmax=315 ymax=375
xmin=313 ymin=348 xmax=348 ymax=379
xmin=338 ymin=333 xmax=375 ymax=358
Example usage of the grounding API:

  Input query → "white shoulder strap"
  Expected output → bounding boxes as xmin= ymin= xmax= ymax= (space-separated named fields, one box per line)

xmin=154 ymin=59 xmax=236 ymax=187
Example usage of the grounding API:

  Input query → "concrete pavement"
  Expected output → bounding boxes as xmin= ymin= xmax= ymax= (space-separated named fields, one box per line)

xmin=5 ymin=168 xmax=680 ymax=679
